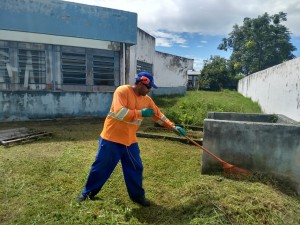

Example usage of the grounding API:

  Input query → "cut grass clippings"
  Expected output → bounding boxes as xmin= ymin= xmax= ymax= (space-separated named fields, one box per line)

xmin=0 ymin=118 xmax=300 ymax=225
xmin=1 ymin=90 xmax=299 ymax=224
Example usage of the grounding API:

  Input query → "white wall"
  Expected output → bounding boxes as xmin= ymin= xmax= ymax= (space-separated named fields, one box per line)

xmin=238 ymin=57 xmax=300 ymax=121
xmin=129 ymin=29 xmax=156 ymax=84
xmin=129 ymin=28 xmax=194 ymax=95
xmin=154 ymin=51 xmax=193 ymax=87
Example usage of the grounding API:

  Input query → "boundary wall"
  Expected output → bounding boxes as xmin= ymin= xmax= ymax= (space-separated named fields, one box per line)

xmin=238 ymin=57 xmax=300 ymax=122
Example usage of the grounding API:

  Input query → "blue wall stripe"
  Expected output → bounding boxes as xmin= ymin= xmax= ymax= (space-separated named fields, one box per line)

xmin=0 ymin=0 xmax=137 ymax=45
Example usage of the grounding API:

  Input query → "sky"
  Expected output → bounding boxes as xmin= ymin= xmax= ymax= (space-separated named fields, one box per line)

xmin=64 ymin=0 xmax=300 ymax=71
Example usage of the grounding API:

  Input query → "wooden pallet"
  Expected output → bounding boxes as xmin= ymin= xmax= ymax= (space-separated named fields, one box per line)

xmin=0 ymin=127 xmax=52 ymax=146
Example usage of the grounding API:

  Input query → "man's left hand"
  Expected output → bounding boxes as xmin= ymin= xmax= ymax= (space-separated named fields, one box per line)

xmin=173 ymin=126 xmax=187 ymax=136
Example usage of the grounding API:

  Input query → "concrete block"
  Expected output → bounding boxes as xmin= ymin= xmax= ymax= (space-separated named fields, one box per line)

xmin=202 ymin=112 xmax=300 ymax=195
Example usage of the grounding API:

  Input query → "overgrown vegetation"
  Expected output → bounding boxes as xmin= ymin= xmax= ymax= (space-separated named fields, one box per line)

xmin=1 ymin=91 xmax=299 ymax=225
xmin=153 ymin=90 xmax=262 ymax=126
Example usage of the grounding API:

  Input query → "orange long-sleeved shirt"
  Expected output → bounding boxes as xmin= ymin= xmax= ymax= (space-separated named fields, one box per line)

xmin=100 ymin=85 xmax=174 ymax=146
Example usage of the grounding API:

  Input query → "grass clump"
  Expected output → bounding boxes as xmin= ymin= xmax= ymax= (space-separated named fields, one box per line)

xmin=153 ymin=90 xmax=261 ymax=126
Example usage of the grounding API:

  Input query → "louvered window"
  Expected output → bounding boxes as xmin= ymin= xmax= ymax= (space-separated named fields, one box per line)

xmin=0 ymin=48 xmax=9 ymax=84
xmin=18 ymin=49 xmax=46 ymax=86
xmin=137 ymin=60 xmax=153 ymax=74
xmin=93 ymin=55 xmax=115 ymax=85
xmin=61 ymin=52 xmax=86 ymax=84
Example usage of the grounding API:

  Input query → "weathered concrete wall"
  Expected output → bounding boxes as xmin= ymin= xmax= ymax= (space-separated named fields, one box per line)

xmin=154 ymin=51 xmax=193 ymax=93
xmin=129 ymin=28 xmax=156 ymax=83
xmin=238 ymin=57 xmax=300 ymax=122
xmin=202 ymin=112 xmax=300 ymax=195
xmin=129 ymin=29 xmax=194 ymax=96
xmin=0 ymin=92 xmax=112 ymax=121
xmin=0 ymin=2 xmax=194 ymax=121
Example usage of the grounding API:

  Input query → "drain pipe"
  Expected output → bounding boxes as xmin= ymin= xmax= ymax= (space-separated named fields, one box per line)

xmin=122 ymin=43 xmax=126 ymax=85
xmin=52 ymin=46 xmax=56 ymax=91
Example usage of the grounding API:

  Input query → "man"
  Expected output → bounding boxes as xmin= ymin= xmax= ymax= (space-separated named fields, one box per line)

xmin=76 ymin=71 xmax=186 ymax=207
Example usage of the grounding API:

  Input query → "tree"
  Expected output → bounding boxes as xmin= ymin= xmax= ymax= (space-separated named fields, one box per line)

xmin=199 ymin=56 xmax=234 ymax=91
xmin=218 ymin=12 xmax=296 ymax=75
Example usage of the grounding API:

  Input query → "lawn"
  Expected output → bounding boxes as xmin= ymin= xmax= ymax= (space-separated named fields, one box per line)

xmin=1 ymin=117 xmax=299 ymax=225
xmin=1 ymin=90 xmax=300 ymax=224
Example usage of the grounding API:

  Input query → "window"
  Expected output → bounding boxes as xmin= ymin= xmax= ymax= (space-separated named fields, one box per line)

xmin=18 ymin=49 xmax=46 ymax=87
xmin=0 ymin=48 xmax=9 ymax=84
xmin=0 ymin=41 xmax=120 ymax=91
xmin=93 ymin=55 xmax=115 ymax=85
xmin=137 ymin=60 xmax=153 ymax=74
xmin=61 ymin=52 xmax=86 ymax=84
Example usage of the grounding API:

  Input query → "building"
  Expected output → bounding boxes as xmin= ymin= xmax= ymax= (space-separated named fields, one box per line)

xmin=0 ymin=0 xmax=193 ymax=121
xmin=187 ymin=70 xmax=200 ymax=90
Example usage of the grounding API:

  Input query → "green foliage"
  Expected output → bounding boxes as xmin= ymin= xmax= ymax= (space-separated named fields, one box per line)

xmin=218 ymin=12 xmax=297 ymax=75
xmin=154 ymin=90 xmax=262 ymax=126
xmin=199 ymin=56 xmax=244 ymax=91
xmin=270 ymin=114 xmax=279 ymax=123
xmin=199 ymin=56 xmax=231 ymax=91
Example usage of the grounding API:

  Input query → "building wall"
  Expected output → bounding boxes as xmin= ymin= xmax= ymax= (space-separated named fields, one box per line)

xmin=187 ymin=70 xmax=200 ymax=90
xmin=238 ymin=57 xmax=300 ymax=122
xmin=0 ymin=0 xmax=133 ymax=121
xmin=0 ymin=0 xmax=137 ymax=45
xmin=0 ymin=1 xmax=194 ymax=121
xmin=152 ymin=51 xmax=193 ymax=95
xmin=0 ymin=91 xmax=112 ymax=120
xmin=129 ymin=29 xmax=194 ymax=96
xmin=129 ymin=29 xmax=156 ymax=84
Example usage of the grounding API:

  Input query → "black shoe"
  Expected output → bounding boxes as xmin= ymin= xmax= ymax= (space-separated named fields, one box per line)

xmin=131 ymin=196 xmax=151 ymax=207
xmin=76 ymin=193 xmax=95 ymax=202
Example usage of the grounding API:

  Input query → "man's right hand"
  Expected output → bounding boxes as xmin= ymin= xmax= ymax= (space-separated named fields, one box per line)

xmin=141 ymin=108 xmax=155 ymax=117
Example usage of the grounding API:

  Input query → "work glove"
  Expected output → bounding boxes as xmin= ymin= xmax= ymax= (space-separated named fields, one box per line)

xmin=141 ymin=108 xmax=155 ymax=117
xmin=173 ymin=126 xmax=187 ymax=136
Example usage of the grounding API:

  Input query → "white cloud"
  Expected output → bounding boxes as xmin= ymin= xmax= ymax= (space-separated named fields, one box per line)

xmin=64 ymin=0 xmax=300 ymax=36
xmin=64 ymin=0 xmax=300 ymax=63
xmin=155 ymin=38 xmax=172 ymax=47
xmin=151 ymin=30 xmax=187 ymax=47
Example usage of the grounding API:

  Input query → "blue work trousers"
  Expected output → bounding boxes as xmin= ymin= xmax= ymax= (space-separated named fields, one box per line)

xmin=82 ymin=138 xmax=145 ymax=200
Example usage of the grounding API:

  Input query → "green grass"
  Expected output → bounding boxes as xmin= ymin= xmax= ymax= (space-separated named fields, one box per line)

xmin=153 ymin=90 xmax=262 ymax=126
xmin=1 ymin=91 xmax=299 ymax=225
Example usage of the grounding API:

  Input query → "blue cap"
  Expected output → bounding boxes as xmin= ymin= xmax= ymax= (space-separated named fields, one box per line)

xmin=135 ymin=72 xmax=158 ymax=89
